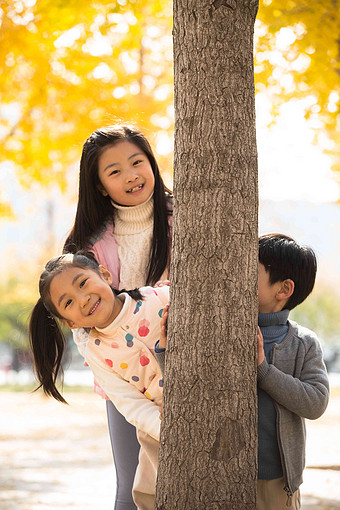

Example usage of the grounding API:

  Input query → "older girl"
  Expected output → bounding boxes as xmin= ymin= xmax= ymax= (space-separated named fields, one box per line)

xmin=64 ymin=125 xmax=172 ymax=509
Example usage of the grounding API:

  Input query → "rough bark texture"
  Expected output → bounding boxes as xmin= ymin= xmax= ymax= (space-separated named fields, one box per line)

xmin=156 ymin=1 xmax=259 ymax=509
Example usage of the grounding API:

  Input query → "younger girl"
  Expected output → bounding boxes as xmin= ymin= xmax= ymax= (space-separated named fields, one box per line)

xmin=64 ymin=124 xmax=173 ymax=509
xmin=29 ymin=252 xmax=169 ymax=510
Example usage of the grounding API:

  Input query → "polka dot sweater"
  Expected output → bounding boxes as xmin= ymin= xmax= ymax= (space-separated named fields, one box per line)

xmin=75 ymin=285 xmax=169 ymax=439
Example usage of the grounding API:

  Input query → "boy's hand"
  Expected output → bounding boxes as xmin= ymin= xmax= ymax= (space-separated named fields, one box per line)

xmin=155 ymin=279 xmax=170 ymax=288
xmin=257 ymin=326 xmax=265 ymax=366
xmin=159 ymin=305 xmax=169 ymax=349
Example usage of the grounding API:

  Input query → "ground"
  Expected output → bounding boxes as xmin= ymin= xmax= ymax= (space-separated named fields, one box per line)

xmin=0 ymin=385 xmax=339 ymax=509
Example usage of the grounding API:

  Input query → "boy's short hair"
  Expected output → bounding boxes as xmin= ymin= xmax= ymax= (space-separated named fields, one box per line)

xmin=259 ymin=233 xmax=317 ymax=310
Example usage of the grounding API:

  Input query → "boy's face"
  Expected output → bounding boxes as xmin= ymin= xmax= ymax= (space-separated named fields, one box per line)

xmin=258 ymin=262 xmax=287 ymax=314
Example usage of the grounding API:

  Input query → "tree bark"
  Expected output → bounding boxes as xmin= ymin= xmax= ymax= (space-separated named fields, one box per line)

xmin=156 ymin=1 xmax=259 ymax=509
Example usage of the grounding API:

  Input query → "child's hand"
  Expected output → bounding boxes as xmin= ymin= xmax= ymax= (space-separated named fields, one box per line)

xmin=159 ymin=305 xmax=169 ymax=349
xmin=154 ymin=279 xmax=170 ymax=288
xmin=257 ymin=326 xmax=265 ymax=366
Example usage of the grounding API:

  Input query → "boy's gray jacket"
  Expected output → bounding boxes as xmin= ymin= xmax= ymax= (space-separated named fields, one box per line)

xmin=257 ymin=320 xmax=329 ymax=496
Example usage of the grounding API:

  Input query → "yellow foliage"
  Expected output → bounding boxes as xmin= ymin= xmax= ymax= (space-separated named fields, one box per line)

xmin=0 ymin=194 xmax=14 ymax=219
xmin=0 ymin=0 xmax=174 ymax=190
xmin=256 ymin=0 xmax=340 ymax=172
xmin=0 ymin=0 xmax=338 ymax=195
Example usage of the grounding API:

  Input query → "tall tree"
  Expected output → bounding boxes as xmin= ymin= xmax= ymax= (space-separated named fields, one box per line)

xmin=156 ymin=1 xmax=259 ymax=508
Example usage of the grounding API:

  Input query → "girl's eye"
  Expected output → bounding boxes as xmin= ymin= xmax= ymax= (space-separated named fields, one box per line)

xmin=109 ymin=169 xmax=119 ymax=176
xmin=65 ymin=299 xmax=72 ymax=308
xmin=80 ymin=279 xmax=87 ymax=288
xmin=133 ymin=159 xmax=143 ymax=166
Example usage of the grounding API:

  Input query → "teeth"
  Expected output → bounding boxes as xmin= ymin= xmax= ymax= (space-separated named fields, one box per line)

xmin=89 ymin=299 xmax=100 ymax=315
xmin=128 ymin=184 xmax=143 ymax=193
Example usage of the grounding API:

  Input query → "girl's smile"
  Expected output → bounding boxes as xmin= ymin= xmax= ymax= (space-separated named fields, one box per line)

xmin=49 ymin=266 xmax=123 ymax=329
xmin=98 ymin=141 xmax=155 ymax=206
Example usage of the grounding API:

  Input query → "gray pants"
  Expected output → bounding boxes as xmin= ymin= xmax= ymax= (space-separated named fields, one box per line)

xmin=106 ymin=400 xmax=140 ymax=510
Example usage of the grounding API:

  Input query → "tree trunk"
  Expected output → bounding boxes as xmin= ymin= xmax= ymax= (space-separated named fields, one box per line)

xmin=156 ymin=1 xmax=259 ymax=509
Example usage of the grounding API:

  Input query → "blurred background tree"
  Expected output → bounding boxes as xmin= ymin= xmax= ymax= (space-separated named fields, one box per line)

xmin=1 ymin=0 xmax=339 ymax=205
xmin=0 ymin=0 xmax=174 ymax=196
xmin=255 ymin=0 xmax=340 ymax=175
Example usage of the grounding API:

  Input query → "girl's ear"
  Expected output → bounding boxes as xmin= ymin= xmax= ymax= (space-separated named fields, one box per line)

xmin=99 ymin=265 xmax=112 ymax=285
xmin=61 ymin=318 xmax=76 ymax=329
xmin=276 ymin=279 xmax=294 ymax=302
xmin=97 ymin=183 xmax=108 ymax=197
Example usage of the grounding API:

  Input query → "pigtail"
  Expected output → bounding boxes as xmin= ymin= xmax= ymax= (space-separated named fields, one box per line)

xmin=29 ymin=298 xmax=67 ymax=404
xmin=114 ymin=288 xmax=143 ymax=301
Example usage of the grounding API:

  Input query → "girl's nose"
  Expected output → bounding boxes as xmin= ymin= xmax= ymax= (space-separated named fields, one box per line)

xmin=80 ymin=294 xmax=90 ymax=307
xmin=126 ymin=171 xmax=138 ymax=183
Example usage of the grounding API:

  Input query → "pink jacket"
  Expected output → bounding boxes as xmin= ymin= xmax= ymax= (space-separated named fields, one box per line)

xmin=90 ymin=222 xmax=121 ymax=288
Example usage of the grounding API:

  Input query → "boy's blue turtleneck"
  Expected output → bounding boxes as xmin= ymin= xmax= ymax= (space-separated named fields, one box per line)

xmin=258 ymin=309 xmax=289 ymax=362
xmin=257 ymin=308 xmax=290 ymax=480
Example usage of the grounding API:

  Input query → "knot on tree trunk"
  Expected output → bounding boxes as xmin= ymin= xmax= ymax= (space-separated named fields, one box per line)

xmin=211 ymin=418 xmax=246 ymax=461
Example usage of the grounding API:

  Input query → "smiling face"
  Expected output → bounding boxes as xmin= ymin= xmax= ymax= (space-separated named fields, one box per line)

xmin=49 ymin=265 xmax=122 ymax=329
xmin=98 ymin=140 xmax=155 ymax=206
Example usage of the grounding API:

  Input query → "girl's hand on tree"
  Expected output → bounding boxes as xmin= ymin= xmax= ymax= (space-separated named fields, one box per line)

xmin=154 ymin=279 xmax=170 ymax=288
xmin=159 ymin=305 xmax=169 ymax=349
xmin=257 ymin=326 xmax=265 ymax=366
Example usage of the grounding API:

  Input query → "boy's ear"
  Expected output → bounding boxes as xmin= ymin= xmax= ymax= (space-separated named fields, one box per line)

xmin=99 ymin=265 xmax=112 ymax=285
xmin=276 ymin=279 xmax=295 ymax=302
xmin=61 ymin=318 xmax=76 ymax=329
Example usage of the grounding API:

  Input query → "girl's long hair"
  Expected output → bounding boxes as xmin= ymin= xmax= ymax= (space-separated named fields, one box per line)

xmin=29 ymin=298 xmax=67 ymax=403
xmin=29 ymin=252 xmax=143 ymax=403
xmin=63 ymin=125 xmax=173 ymax=285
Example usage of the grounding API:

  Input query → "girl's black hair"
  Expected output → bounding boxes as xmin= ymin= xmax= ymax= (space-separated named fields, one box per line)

xmin=29 ymin=252 xmax=143 ymax=403
xmin=63 ymin=124 xmax=173 ymax=285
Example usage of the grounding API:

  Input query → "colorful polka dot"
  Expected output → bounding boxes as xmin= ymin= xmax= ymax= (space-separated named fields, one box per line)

xmin=131 ymin=376 xmax=139 ymax=382
xmin=138 ymin=319 xmax=150 ymax=337
xmin=120 ymin=363 xmax=128 ymax=369
xmin=140 ymin=354 xmax=150 ymax=367
xmin=133 ymin=301 xmax=142 ymax=314
xmin=125 ymin=333 xmax=134 ymax=347
xmin=158 ymin=308 xmax=164 ymax=318
xmin=159 ymin=379 xmax=164 ymax=387
xmin=145 ymin=391 xmax=151 ymax=399
xmin=95 ymin=339 xmax=101 ymax=345
xmin=111 ymin=342 xmax=119 ymax=348
xmin=105 ymin=359 xmax=113 ymax=368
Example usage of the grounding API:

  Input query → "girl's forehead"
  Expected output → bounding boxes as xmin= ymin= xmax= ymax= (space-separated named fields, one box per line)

xmin=49 ymin=266 xmax=86 ymax=296
xmin=101 ymin=140 xmax=143 ymax=158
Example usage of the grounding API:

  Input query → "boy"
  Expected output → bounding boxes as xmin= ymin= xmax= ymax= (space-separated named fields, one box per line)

xmin=155 ymin=234 xmax=329 ymax=509
xmin=257 ymin=233 xmax=329 ymax=509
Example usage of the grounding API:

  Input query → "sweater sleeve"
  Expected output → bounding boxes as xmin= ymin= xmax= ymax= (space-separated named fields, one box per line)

xmin=86 ymin=353 xmax=161 ymax=440
xmin=258 ymin=335 xmax=329 ymax=420
xmin=154 ymin=342 xmax=166 ymax=376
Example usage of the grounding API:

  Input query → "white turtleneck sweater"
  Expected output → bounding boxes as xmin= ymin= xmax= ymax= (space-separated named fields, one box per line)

xmin=113 ymin=195 xmax=154 ymax=290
